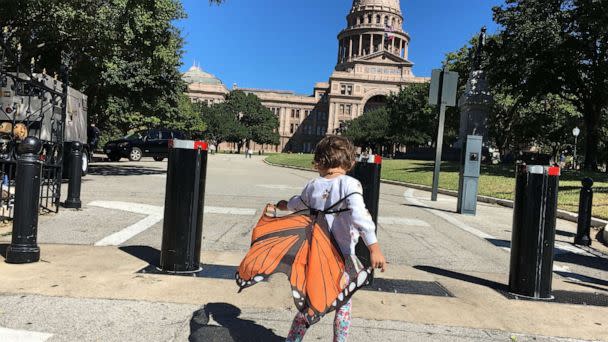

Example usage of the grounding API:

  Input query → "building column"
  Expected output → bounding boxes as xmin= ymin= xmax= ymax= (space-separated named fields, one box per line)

xmin=348 ymin=37 xmax=353 ymax=60
xmin=391 ymin=35 xmax=395 ymax=54
xmin=401 ymin=40 xmax=405 ymax=58
xmin=358 ymin=35 xmax=363 ymax=56
xmin=381 ymin=33 xmax=385 ymax=51
xmin=404 ymin=41 xmax=408 ymax=59
xmin=369 ymin=34 xmax=373 ymax=54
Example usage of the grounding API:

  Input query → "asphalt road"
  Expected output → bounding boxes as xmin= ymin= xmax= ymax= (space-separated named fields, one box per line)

xmin=0 ymin=153 xmax=606 ymax=341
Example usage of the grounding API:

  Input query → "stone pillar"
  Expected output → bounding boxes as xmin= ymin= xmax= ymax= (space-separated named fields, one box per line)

xmin=381 ymin=33 xmax=385 ymax=51
xmin=404 ymin=41 xmax=408 ymax=59
xmin=349 ymin=37 xmax=353 ymax=60
xmin=391 ymin=36 xmax=395 ymax=54
xmin=369 ymin=34 xmax=373 ymax=53
xmin=359 ymin=35 xmax=363 ymax=56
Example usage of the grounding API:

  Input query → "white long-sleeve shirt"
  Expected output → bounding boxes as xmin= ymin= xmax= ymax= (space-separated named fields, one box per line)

xmin=287 ymin=175 xmax=378 ymax=256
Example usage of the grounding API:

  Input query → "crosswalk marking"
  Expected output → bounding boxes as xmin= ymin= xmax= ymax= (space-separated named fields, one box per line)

xmin=89 ymin=201 xmax=257 ymax=246
xmin=0 ymin=327 xmax=53 ymax=342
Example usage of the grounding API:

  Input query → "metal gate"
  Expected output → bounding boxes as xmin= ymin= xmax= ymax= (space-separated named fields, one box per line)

xmin=0 ymin=28 xmax=68 ymax=219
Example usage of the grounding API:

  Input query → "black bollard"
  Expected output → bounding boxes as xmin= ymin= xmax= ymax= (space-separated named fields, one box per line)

xmin=5 ymin=137 xmax=43 ymax=264
xmin=574 ymin=178 xmax=593 ymax=246
xmin=63 ymin=141 xmax=83 ymax=209
xmin=509 ymin=165 xmax=560 ymax=299
xmin=349 ymin=154 xmax=382 ymax=283
xmin=160 ymin=140 xmax=208 ymax=273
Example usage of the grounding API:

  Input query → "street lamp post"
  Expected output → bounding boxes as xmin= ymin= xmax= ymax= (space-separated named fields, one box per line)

xmin=572 ymin=127 xmax=580 ymax=170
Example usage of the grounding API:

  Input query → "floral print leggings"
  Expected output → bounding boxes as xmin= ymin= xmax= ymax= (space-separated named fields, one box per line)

xmin=285 ymin=299 xmax=352 ymax=342
xmin=286 ymin=270 xmax=354 ymax=342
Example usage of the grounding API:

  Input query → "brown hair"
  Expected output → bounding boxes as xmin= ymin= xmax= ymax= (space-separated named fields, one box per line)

xmin=313 ymin=135 xmax=356 ymax=171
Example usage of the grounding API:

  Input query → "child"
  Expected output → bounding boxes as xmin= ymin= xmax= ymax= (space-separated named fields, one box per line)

xmin=275 ymin=135 xmax=386 ymax=342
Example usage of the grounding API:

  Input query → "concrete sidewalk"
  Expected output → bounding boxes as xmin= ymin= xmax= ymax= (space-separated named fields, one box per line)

xmin=0 ymin=244 xmax=606 ymax=341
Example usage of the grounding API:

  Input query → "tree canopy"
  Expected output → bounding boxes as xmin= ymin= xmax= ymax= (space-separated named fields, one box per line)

xmin=488 ymin=0 xmax=608 ymax=169
xmin=0 ymin=0 xmax=194 ymax=137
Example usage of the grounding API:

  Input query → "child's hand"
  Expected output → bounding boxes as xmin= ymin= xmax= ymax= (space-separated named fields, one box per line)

xmin=368 ymin=243 xmax=386 ymax=272
xmin=276 ymin=200 xmax=288 ymax=211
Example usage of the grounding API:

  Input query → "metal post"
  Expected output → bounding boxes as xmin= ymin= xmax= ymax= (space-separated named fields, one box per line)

xmin=509 ymin=165 xmax=560 ymax=299
xmin=160 ymin=140 xmax=208 ymax=273
xmin=573 ymin=136 xmax=577 ymax=170
xmin=574 ymin=178 xmax=593 ymax=246
xmin=349 ymin=154 xmax=382 ymax=284
xmin=5 ymin=137 xmax=43 ymax=264
xmin=63 ymin=141 xmax=83 ymax=209
xmin=431 ymin=102 xmax=446 ymax=202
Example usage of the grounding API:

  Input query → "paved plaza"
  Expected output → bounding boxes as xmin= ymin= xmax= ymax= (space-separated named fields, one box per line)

xmin=0 ymin=154 xmax=607 ymax=341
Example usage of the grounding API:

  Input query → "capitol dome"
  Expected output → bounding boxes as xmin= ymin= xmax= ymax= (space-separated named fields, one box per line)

xmin=182 ymin=65 xmax=223 ymax=86
xmin=352 ymin=0 xmax=401 ymax=13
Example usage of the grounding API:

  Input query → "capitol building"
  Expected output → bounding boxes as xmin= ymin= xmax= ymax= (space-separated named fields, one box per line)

xmin=183 ymin=0 xmax=428 ymax=152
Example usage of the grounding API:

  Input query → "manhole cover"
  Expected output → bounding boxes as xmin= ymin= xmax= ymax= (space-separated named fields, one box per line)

xmin=362 ymin=278 xmax=453 ymax=297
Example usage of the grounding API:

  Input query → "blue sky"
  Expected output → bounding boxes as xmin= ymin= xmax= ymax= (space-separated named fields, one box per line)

xmin=178 ymin=0 xmax=503 ymax=95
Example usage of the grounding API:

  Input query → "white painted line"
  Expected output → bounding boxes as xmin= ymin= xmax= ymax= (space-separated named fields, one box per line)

xmin=378 ymin=217 xmax=430 ymax=227
xmin=89 ymin=201 xmax=257 ymax=246
xmin=404 ymin=190 xmax=495 ymax=240
xmin=88 ymin=201 xmax=160 ymax=215
xmin=554 ymin=242 xmax=595 ymax=257
xmin=205 ymin=207 xmax=257 ymax=216
xmin=94 ymin=214 xmax=163 ymax=246
xmin=0 ymin=327 xmax=53 ymax=342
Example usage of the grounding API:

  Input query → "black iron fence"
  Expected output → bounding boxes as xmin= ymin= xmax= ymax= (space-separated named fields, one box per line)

xmin=0 ymin=27 xmax=68 ymax=219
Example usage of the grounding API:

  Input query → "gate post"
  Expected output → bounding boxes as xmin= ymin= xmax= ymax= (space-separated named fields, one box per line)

xmin=63 ymin=141 xmax=83 ymax=209
xmin=5 ymin=137 xmax=43 ymax=264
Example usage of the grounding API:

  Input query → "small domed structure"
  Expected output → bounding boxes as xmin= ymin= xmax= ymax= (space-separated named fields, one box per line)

xmin=182 ymin=65 xmax=224 ymax=86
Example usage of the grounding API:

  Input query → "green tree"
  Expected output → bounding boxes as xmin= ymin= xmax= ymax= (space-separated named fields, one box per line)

xmin=343 ymin=108 xmax=391 ymax=153
xmin=489 ymin=0 xmax=608 ymax=169
xmin=444 ymin=37 xmax=583 ymax=158
xmin=224 ymin=90 xmax=279 ymax=150
xmin=0 ymin=0 xmax=188 ymax=135
xmin=201 ymin=103 xmax=244 ymax=150
xmin=385 ymin=83 xmax=438 ymax=147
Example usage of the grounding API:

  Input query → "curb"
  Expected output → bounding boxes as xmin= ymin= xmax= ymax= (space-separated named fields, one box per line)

xmin=264 ymin=159 xmax=608 ymax=230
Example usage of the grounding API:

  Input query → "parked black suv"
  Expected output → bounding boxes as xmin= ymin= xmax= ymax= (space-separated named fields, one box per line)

xmin=104 ymin=129 xmax=187 ymax=162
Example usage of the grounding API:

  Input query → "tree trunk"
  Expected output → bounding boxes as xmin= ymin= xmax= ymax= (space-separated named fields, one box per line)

xmin=583 ymin=107 xmax=600 ymax=171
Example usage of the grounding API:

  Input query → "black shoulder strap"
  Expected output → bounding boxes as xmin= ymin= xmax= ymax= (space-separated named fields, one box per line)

xmin=322 ymin=192 xmax=361 ymax=215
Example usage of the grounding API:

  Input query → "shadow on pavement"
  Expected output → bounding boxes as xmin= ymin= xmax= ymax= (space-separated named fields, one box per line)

xmin=414 ymin=265 xmax=509 ymax=292
xmin=555 ymin=252 xmax=608 ymax=272
xmin=89 ymin=164 xmax=166 ymax=177
xmin=189 ymin=303 xmax=283 ymax=342
xmin=119 ymin=245 xmax=160 ymax=266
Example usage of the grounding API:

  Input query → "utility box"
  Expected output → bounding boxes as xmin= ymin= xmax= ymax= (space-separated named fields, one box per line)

xmin=457 ymin=135 xmax=482 ymax=215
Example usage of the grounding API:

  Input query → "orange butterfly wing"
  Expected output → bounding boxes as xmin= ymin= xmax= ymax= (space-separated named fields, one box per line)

xmin=236 ymin=208 xmax=373 ymax=325
xmin=236 ymin=212 xmax=310 ymax=293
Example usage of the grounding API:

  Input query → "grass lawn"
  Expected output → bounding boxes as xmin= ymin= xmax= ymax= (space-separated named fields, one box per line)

xmin=266 ymin=154 xmax=608 ymax=220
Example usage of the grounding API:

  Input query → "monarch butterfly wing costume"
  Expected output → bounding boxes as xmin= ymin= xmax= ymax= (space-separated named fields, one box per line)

xmin=236 ymin=199 xmax=373 ymax=325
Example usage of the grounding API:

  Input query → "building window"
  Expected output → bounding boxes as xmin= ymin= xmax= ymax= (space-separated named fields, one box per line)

xmin=384 ymin=16 xmax=388 ymax=26
xmin=339 ymin=104 xmax=345 ymax=115
xmin=296 ymin=110 xmax=300 ymax=118
xmin=376 ymin=15 xmax=381 ymax=24
xmin=368 ymin=14 xmax=372 ymax=24
xmin=346 ymin=104 xmax=352 ymax=115
xmin=290 ymin=124 xmax=294 ymax=134
xmin=347 ymin=85 xmax=353 ymax=95
xmin=291 ymin=109 xmax=295 ymax=118
xmin=340 ymin=85 xmax=346 ymax=95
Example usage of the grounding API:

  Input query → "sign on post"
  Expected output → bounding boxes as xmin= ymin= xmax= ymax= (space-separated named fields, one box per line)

xmin=429 ymin=68 xmax=459 ymax=202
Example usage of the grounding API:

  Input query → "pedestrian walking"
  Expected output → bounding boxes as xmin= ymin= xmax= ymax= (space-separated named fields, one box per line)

xmin=87 ymin=124 xmax=101 ymax=152
xmin=236 ymin=135 xmax=386 ymax=342
xmin=247 ymin=148 xmax=253 ymax=158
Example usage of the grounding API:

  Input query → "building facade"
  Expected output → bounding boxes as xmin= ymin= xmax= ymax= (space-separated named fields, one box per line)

xmin=184 ymin=0 xmax=428 ymax=152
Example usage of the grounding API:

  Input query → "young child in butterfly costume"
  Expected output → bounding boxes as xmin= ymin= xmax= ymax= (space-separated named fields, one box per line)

xmin=236 ymin=136 xmax=387 ymax=342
